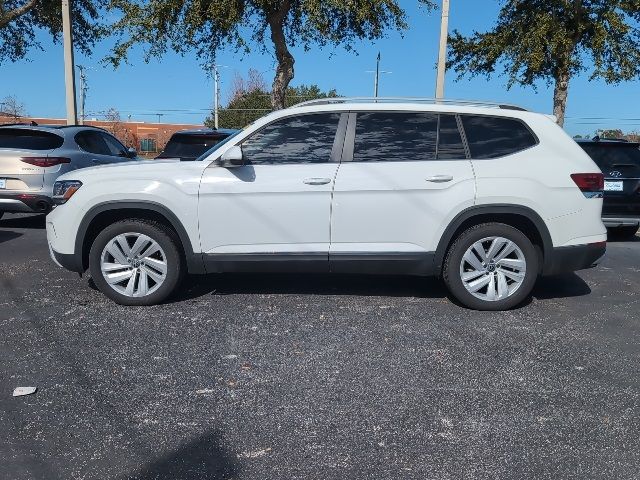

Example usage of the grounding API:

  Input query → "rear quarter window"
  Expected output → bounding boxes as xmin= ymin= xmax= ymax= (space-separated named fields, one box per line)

xmin=0 ymin=128 xmax=64 ymax=150
xmin=461 ymin=115 xmax=537 ymax=159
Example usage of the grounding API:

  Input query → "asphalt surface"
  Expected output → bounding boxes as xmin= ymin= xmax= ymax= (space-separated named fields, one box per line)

xmin=1 ymin=212 xmax=640 ymax=479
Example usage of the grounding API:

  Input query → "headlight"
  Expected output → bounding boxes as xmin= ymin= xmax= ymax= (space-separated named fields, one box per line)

xmin=52 ymin=180 xmax=82 ymax=205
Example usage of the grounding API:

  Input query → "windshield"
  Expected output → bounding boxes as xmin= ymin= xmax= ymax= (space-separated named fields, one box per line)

xmin=160 ymin=133 xmax=231 ymax=159
xmin=195 ymin=131 xmax=241 ymax=161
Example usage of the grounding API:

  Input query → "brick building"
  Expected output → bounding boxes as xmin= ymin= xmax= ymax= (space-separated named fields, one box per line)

xmin=0 ymin=115 xmax=204 ymax=157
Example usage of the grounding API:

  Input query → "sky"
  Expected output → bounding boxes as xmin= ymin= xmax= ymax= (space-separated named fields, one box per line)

xmin=1 ymin=0 xmax=639 ymax=136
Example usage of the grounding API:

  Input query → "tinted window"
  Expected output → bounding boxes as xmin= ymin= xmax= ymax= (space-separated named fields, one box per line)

xmin=0 ymin=129 xmax=64 ymax=150
xmin=100 ymin=132 xmax=127 ymax=156
xmin=162 ymin=133 xmax=229 ymax=158
xmin=354 ymin=112 xmax=437 ymax=162
xmin=461 ymin=115 xmax=537 ymax=159
xmin=75 ymin=131 xmax=126 ymax=156
xmin=75 ymin=131 xmax=111 ymax=155
xmin=242 ymin=113 xmax=340 ymax=165
xmin=580 ymin=144 xmax=640 ymax=177
xmin=438 ymin=115 xmax=466 ymax=159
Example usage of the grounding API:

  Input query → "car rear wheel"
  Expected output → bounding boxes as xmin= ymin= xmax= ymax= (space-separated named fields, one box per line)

xmin=443 ymin=223 xmax=539 ymax=311
xmin=608 ymin=225 xmax=639 ymax=240
xmin=89 ymin=219 xmax=184 ymax=306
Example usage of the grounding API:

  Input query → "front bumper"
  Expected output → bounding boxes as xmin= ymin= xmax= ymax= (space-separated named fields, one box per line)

xmin=0 ymin=192 xmax=52 ymax=213
xmin=542 ymin=242 xmax=606 ymax=276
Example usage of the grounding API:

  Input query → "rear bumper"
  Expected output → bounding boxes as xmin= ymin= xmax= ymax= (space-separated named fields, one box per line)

xmin=603 ymin=216 xmax=640 ymax=227
xmin=0 ymin=192 xmax=52 ymax=213
xmin=542 ymin=242 xmax=606 ymax=276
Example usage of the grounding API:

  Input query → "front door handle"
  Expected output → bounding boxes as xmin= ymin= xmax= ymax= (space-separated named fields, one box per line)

xmin=303 ymin=177 xmax=331 ymax=185
xmin=426 ymin=174 xmax=454 ymax=183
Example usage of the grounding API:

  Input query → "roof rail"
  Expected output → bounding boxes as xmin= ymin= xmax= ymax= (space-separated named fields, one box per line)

xmin=291 ymin=97 xmax=528 ymax=111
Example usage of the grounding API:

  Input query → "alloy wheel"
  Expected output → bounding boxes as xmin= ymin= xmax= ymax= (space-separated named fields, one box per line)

xmin=100 ymin=232 xmax=168 ymax=297
xmin=459 ymin=236 xmax=527 ymax=302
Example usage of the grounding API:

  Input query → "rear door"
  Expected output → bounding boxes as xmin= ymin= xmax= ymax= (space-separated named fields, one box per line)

xmin=0 ymin=128 xmax=64 ymax=191
xmin=330 ymin=111 xmax=476 ymax=273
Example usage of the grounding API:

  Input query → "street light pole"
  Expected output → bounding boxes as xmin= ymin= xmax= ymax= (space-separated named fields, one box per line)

xmin=62 ymin=0 xmax=78 ymax=124
xmin=77 ymin=65 xmax=87 ymax=125
xmin=374 ymin=52 xmax=380 ymax=97
xmin=435 ymin=0 xmax=450 ymax=99
xmin=213 ymin=65 xmax=220 ymax=129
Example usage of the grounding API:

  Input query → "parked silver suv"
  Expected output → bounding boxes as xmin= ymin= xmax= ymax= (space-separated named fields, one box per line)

xmin=0 ymin=124 xmax=138 ymax=218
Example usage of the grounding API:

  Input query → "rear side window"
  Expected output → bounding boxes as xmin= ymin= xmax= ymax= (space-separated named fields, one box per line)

xmin=242 ymin=113 xmax=341 ymax=165
xmin=437 ymin=115 xmax=466 ymax=159
xmin=354 ymin=112 xmax=438 ymax=162
xmin=579 ymin=144 xmax=640 ymax=176
xmin=0 ymin=128 xmax=64 ymax=150
xmin=461 ymin=115 xmax=537 ymax=159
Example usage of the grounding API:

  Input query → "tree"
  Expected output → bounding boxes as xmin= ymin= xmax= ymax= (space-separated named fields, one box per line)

xmin=107 ymin=0 xmax=434 ymax=110
xmin=0 ymin=95 xmax=27 ymax=120
xmin=206 ymin=80 xmax=339 ymax=129
xmin=447 ymin=1 xmax=640 ymax=126
xmin=0 ymin=0 xmax=105 ymax=64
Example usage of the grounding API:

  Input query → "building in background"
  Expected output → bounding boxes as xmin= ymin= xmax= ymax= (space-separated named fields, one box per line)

xmin=0 ymin=115 xmax=204 ymax=157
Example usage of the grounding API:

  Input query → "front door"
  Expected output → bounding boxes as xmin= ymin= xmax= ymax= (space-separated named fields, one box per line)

xmin=198 ymin=112 xmax=347 ymax=272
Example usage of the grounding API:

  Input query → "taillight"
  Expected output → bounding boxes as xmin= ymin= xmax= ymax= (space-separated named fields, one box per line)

xmin=20 ymin=157 xmax=71 ymax=167
xmin=571 ymin=173 xmax=604 ymax=198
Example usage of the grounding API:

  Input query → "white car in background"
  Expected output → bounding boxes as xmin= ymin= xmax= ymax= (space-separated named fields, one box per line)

xmin=46 ymin=98 xmax=606 ymax=310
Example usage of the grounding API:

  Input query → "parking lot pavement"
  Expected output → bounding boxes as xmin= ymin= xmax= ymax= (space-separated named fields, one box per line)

xmin=1 ymin=213 xmax=640 ymax=479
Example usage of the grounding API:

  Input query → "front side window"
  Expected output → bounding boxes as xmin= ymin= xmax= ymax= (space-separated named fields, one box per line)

xmin=437 ymin=114 xmax=466 ymax=159
xmin=353 ymin=112 xmax=438 ymax=162
xmin=242 ymin=113 xmax=341 ymax=165
xmin=461 ymin=115 xmax=537 ymax=159
xmin=75 ymin=131 xmax=111 ymax=155
xmin=100 ymin=132 xmax=127 ymax=156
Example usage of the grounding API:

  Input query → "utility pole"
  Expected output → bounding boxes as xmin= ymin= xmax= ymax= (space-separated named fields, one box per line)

xmin=435 ymin=0 xmax=450 ymax=99
xmin=211 ymin=64 xmax=228 ymax=129
xmin=374 ymin=52 xmax=381 ymax=97
xmin=366 ymin=53 xmax=391 ymax=98
xmin=77 ymin=65 xmax=88 ymax=125
xmin=62 ymin=0 xmax=77 ymax=124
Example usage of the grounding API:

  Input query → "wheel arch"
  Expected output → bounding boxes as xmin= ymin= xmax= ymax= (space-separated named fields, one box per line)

xmin=74 ymin=201 xmax=204 ymax=274
xmin=434 ymin=205 xmax=553 ymax=276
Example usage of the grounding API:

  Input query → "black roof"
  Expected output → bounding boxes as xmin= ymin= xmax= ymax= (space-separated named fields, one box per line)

xmin=576 ymin=136 xmax=638 ymax=146
xmin=170 ymin=128 xmax=239 ymax=136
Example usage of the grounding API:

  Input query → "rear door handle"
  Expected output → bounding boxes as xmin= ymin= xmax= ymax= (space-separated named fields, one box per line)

xmin=303 ymin=177 xmax=331 ymax=185
xmin=426 ymin=175 xmax=454 ymax=183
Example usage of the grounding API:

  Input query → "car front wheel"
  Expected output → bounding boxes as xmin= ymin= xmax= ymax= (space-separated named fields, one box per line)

xmin=89 ymin=219 xmax=184 ymax=306
xmin=443 ymin=223 xmax=539 ymax=311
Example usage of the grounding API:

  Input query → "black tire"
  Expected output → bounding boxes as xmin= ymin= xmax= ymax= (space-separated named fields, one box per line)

xmin=608 ymin=225 xmax=639 ymax=240
xmin=443 ymin=223 xmax=539 ymax=311
xmin=89 ymin=219 xmax=184 ymax=306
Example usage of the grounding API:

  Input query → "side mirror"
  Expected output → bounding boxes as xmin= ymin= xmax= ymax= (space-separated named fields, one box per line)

xmin=127 ymin=147 xmax=137 ymax=159
xmin=217 ymin=146 xmax=245 ymax=167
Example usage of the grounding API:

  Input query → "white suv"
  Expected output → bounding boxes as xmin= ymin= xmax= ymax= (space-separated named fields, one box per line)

xmin=46 ymin=98 xmax=607 ymax=310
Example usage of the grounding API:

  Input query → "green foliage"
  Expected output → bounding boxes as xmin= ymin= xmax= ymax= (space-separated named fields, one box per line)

xmin=205 ymin=83 xmax=339 ymax=129
xmin=0 ymin=0 xmax=106 ymax=64
xmin=106 ymin=0 xmax=434 ymax=108
xmin=447 ymin=0 xmax=640 ymax=124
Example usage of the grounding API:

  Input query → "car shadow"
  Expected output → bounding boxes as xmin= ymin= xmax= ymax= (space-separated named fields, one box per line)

xmin=0 ymin=213 xmax=46 ymax=229
xmin=170 ymin=272 xmax=449 ymax=303
xmin=0 ymin=230 xmax=22 ymax=244
xmin=607 ymin=235 xmax=640 ymax=244
xmin=531 ymin=272 xmax=592 ymax=300
xmin=119 ymin=430 xmax=240 ymax=480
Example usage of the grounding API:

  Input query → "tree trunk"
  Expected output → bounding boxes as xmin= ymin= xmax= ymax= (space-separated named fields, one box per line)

xmin=553 ymin=68 xmax=570 ymax=127
xmin=267 ymin=3 xmax=294 ymax=110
